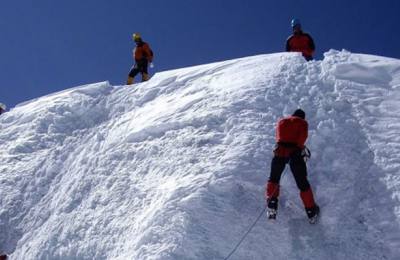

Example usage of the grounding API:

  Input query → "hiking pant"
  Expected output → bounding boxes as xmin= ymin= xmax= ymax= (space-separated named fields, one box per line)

xmin=266 ymin=149 xmax=316 ymax=208
xmin=129 ymin=59 xmax=149 ymax=78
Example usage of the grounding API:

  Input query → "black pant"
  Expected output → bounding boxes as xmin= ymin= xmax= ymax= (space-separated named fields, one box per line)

xmin=269 ymin=150 xmax=310 ymax=192
xmin=129 ymin=59 xmax=148 ymax=77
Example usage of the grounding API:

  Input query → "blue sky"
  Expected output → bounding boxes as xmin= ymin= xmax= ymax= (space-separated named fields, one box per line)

xmin=1 ymin=0 xmax=399 ymax=108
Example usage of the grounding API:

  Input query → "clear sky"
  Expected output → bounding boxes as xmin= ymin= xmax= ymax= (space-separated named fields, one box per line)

xmin=1 ymin=0 xmax=399 ymax=108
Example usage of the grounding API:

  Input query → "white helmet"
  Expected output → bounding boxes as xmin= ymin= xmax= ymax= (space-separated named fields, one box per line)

xmin=0 ymin=103 xmax=6 ymax=111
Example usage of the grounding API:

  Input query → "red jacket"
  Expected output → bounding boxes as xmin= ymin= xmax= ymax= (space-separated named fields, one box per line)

xmin=133 ymin=41 xmax=153 ymax=62
xmin=286 ymin=31 xmax=315 ymax=59
xmin=274 ymin=116 xmax=308 ymax=157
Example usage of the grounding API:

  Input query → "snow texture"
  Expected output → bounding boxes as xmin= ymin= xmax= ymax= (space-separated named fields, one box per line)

xmin=1 ymin=50 xmax=400 ymax=259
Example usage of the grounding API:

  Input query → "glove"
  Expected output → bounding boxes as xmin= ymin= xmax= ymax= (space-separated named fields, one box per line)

xmin=301 ymin=146 xmax=311 ymax=162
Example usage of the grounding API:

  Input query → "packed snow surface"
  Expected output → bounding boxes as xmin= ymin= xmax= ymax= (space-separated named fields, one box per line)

xmin=1 ymin=50 xmax=400 ymax=259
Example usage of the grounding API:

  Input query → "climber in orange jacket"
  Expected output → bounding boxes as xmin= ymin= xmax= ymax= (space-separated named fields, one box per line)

xmin=127 ymin=33 xmax=154 ymax=85
xmin=265 ymin=109 xmax=319 ymax=223
xmin=286 ymin=19 xmax=315 ymax=61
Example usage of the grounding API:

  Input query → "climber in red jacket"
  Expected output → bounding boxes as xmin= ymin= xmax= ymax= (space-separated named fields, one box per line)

xmin=127 ymin=33 xmax=154 ymax=85
xmin=286 ymin=18 xmax=315 ymax=61
xmin=265 ymin=109 xmax=319 ymax=223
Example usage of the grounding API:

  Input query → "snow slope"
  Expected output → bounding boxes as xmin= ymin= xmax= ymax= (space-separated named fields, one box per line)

xmin=1 ymin=50 xmax=400 ymax=259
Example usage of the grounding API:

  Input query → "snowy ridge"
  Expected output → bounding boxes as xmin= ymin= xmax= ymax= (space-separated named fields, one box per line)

xmin=0 ymin=50 xmax=400 ymax=259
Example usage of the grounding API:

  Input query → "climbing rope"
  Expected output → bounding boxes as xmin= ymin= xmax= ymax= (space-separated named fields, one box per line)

xmin=223 ymin=167 xmax=289 ymax=260
xmin=223 ymin=203 xmax=267 ymax=260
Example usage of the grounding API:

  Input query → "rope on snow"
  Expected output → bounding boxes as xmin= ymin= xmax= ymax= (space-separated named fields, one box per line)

xmin=223 ymin=204 xmax=267 ymax=260
xmin=223 ymin=169 xmax=289 ymax=259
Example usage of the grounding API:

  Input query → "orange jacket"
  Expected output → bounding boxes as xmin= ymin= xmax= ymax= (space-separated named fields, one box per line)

xmin=286 ymin=31 xmax=315 ymax=59
xmin=276 ymin=116 xmax=308 ymax=148
xmin=133 ymin=41 xmax=153 ymax=62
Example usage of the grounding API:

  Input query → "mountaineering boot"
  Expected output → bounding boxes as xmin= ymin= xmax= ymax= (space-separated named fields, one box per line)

xmin=267 ymin=197 xmax=278 ymax=220
xmin=306 ymin=204 xmax=320 ymax=224
xmin=142 ymin=73 xmax=150 ymax=82
xmin=127 ymin=76 xmax=134 ymax=85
